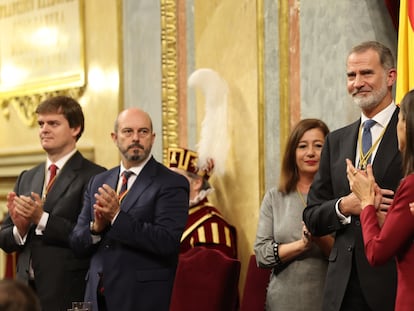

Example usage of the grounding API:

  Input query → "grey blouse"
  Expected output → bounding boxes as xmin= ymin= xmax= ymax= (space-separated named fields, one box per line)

xmin=254 ymin=188 xmax=328 ymax=311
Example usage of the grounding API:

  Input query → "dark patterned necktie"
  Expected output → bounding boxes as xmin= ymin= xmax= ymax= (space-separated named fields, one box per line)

xmin=362 ymin=119 xmax=376 ymax=164
xmin=119 ymin=170 xmax=133 ymax=202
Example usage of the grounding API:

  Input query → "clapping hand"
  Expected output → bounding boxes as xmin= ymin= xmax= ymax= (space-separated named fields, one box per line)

xmin=409 ymin=202 xmax=414 ymax=216
xmin=346 ymin=159 xmax=393 ymax=227
xmin=302 ymin=223 xmax=312 ymax=250
xmin=12 ymin=192 xmax=43 ymax=225
xmin=346 ymin=159 xmax=384 ymax=209
xmin=346 ymin=159 xmax=375 ymax=207
xmin=7 ymin=192 xmax=31 ymax=237
xmin=93 ymin=184 xmax=120 ymax=226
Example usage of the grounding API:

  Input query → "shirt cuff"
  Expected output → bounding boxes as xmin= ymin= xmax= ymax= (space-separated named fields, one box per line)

xmin=91 ymin=234 xmax=102 ymax=244
xmin=111 ymin=211 xmax=120 ymax=225
xmin=35 ymin=212 xmax=49 ymax=235
xmin=335 ymin=198 xmax=351 ymax=225
xmin=13 ymin=226 xmax=27 ymax=245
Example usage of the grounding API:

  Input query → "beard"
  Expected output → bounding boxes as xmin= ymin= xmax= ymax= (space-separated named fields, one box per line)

xmin=352 ymin=77 xmax=388 ymax=110
xmin=119 ymin=142 xmax=151 ymax=163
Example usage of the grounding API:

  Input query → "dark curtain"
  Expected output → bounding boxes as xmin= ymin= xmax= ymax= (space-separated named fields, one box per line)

xmin=384 ymin=0 xmax=401 ymax=30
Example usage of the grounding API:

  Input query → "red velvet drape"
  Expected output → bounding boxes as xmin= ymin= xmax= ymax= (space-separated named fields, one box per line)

xmin=385 ymin=0 xmax=401 ymax=30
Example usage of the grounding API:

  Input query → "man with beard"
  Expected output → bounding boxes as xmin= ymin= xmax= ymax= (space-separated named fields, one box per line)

xmin=70 ymin=108 xmax=190 ymax=311
xmin=303 ymin=41 xmax=402 ymax=311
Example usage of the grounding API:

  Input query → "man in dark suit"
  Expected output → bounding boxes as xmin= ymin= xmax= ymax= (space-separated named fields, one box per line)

xmin=0 ymin=96 xmax=106 ymax=311
xmin=303 ymin=41 xmax=402 ymax=311
xmin=70 ymin=108 xmax=189 ymax=311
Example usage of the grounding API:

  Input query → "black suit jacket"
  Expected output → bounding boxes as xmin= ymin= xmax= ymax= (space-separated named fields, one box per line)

xmin=0 ymin=151 xmax=106 ymax=311
xmin=303 ymin=108 xmax=402 ymax=311
xmin=70 ymin=156 xmax=189 ymax=311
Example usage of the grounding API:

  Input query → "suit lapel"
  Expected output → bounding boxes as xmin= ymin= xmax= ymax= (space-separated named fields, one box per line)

xmin=341 ymin=121 xmax=360 ymax=163
xmin=106 ymin=168 xmax=120 ymax=191
xmin=43 ymin=152 xmax=82 ymax=213
xmin=372 ymin=107 xmax=400 ymax=182
xmin=88 ymin=168 xmax=119 ymax=220
xmin=335 ymin=120 xmax=360 ymax=191
xmin=120 ymin=157 xmax=156 ymax=213
xmin=31 ymin=166 xmax=45 ymax=195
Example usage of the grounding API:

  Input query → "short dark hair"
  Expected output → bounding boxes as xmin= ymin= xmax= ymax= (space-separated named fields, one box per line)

xmin=0 ymin=279 xmax=41 ymax=311
xmin=399 ymin=89 xmax=414 ymax=176
xmin=35 ymin=96 xmax=85 ymax=141
xmin=348 ymin=41 xmax=395 ymax=71
xmin=278 ymin=118 xmax=330 ymax=194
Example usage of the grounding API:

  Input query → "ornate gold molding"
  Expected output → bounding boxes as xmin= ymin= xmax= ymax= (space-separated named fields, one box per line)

xmin=278 ymin=0 xmax=291 ymax=156
xmin=257 ymin=0 xmax=265 ymax=201
xmin=160 ymin=0 xmax=179 ymax=164
xmin=0 ymin=87 xmax=85 ymax=127
xmin=0 ymin=0 xmax=86 ymax=127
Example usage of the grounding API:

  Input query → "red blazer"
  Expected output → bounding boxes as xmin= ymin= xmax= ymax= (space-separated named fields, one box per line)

xmin=361 ymin=174 xmax=414 ymax=311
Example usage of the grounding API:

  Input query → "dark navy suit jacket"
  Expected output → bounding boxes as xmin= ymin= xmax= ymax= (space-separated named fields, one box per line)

xmin=70 ymin=156 xmax=189 ymax=311
xmin=0 ymin=151 xmax=106 ymax=311
xmin=303 ymin=108 xmax=402 ymax=311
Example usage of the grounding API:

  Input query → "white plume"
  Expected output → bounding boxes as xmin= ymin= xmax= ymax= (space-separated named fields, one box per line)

xmin=188 ymin=68 xmax=229 ymax=176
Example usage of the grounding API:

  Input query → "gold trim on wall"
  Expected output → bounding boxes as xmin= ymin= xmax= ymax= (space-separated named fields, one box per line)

xmin=288 ymin=0 xmax=301 ymax=126
xmin=117 ymin=0 xmax=125 ymax=113
xmin=257 ymin=0 xmax=265 ymax=201
xmin=161 ymin=0 xmax=267 ymax=198
xmin=0 ymin=0 xmax=86 ymax=97
xmin=278 ymin=0 xmax=290 ymax=156
xmin=0 ymin=0 xmax=86 ymax=127
xmin=1 ymin=87 xmax=85 ymax=126
xmin=160 ymin=0 xmax=179 ymax=164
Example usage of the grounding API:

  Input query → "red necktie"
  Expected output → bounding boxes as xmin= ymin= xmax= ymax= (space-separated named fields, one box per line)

xmin=46 ymin=164 xmax=58 ymax=193
xmin=119 ymin=170 xmax=133 ymax=202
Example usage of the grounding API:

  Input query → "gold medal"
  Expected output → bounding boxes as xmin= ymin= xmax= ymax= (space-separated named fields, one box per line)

xmin=357 ymin=123 xmax=387 ymax=170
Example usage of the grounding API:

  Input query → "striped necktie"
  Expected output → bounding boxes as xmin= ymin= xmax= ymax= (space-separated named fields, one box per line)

xmin=46 ymin=164 xmax=58 ymax=192
xmin=362 ymin=119 xmax=376 ymax=164
xmin=119 ymin=170 xmax=133 ymax=202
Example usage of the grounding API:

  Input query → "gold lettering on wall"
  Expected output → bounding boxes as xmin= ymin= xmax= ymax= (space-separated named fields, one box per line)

xmin=0 ymin=0 xmax=35 ymax=18
xmin=0 ymin=0 xmax=84 ymax=126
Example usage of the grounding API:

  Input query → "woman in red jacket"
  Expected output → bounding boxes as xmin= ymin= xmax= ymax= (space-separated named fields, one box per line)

xmin=346 ymin=89 xmax=414 ymax=311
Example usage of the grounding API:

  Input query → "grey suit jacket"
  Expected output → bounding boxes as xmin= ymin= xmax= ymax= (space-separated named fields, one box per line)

xmin=303 ymin=108 xmax=402 ymax=311
xmin=0 ymin=151 xmax=106 ymax=311
xmin=70 ymin=156 xmax=189 ymax=311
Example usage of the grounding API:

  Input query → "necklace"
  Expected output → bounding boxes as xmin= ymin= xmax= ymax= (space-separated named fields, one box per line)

xmin=357 ymin=122 xmax=387 ymax=170
xmin=296 ymin=188 xmax=307 ymax=208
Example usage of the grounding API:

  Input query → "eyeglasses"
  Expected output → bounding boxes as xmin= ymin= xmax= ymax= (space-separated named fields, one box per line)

xmin=120 ymin=128 xmax=152 ymax=138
